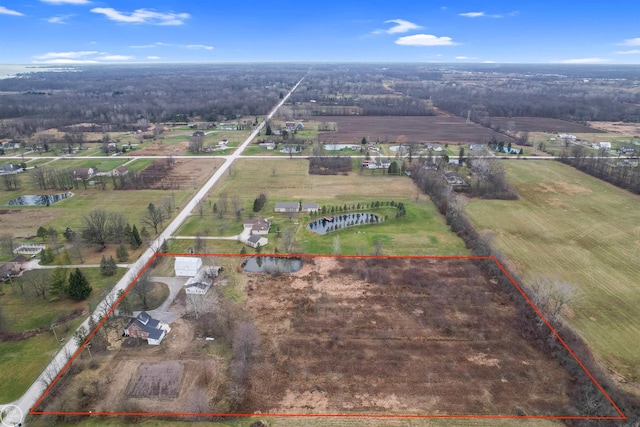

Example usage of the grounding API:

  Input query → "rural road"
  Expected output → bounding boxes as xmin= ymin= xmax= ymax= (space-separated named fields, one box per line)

xmin=3 ymin=75 xmax=305 ymax=426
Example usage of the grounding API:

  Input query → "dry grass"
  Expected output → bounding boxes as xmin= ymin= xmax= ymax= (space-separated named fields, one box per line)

xmin=465 ymin=160 xmax=640 ymax=395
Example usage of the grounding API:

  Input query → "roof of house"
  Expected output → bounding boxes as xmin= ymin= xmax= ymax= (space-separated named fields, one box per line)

xmin=301 ymin=202 xmax=318 ymax=209
xmin=186 ymin=281 xmax=210 ymax=293
xmin=247 ymin=234 xmax=264 ymax=244
xmin=10 ymin=255 xmax=29 ymax=264
xmin=124 ymin=311 xmax=162 ymax=336
xmin=243 ymin=218 xmax=270 ymax=232
xmin=275 ymin=202 xmax=300 ymax=209
xmin=115 ymin=165 xmax=128 ymax=173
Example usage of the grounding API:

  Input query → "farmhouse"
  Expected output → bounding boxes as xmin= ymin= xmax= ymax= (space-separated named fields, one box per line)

xmin=184 ymin=265 xmax=222 ymax=295
xmin=470 ymin=144 xmax=485 ymax=151
xmin=243 ymin=218 xmax=271 ymax=235
xmin=247 ymin=234 xmax=268 ymax=249
xmin=275 ymin=202 xmax=299 ymax=212
xmin=123 ymin=311 xmax=171 ymax=345
xmin=301 ymin=202 xmax=319 ymax=212
xmin=192 ymin=131 xmax=205 ymax=137
xmin=599 ymin=142 xmax=612 ymax=150
xmin=0 ymin=163 xmax=23 ymax=175
xmin=111 ymin=166 xmax=129 ymax=177
xmin=72 ymin=167 xmax=97 ymax=180
xmin=174 ymin=257 xmax=203 ymax=277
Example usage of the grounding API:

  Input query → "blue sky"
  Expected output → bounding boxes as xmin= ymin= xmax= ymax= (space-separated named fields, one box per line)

xmin=0 ymin=0 xmax=639 ymax=64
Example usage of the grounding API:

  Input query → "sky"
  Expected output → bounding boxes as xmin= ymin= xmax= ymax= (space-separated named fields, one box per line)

xmin=0 ymin=0 xmax=639 ymax=64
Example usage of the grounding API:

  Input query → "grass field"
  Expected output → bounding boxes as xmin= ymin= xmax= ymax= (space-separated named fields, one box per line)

xmin=465 ymin=160 xmax=640 ymax=394
xmin=176 ymin=158 xmax=467 ymax=255
xmin=0 ymin=268 xmax=126 ymax=402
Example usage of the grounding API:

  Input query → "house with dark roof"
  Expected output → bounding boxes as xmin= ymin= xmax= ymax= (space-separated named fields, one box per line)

xmin=243 ymin=218 xmax=270 ymax=235
xmin=123 ymin=311 xmax=170 ymax=345
xmin=274 ymin=202 xmax=300 ymax=212
xmin=301 ymin=202 xmax=319 ymax=213
xmin=72 ymin=167 xmax=96 ymax=181
xmin=247 ymin=234 xmax=268 ymax=249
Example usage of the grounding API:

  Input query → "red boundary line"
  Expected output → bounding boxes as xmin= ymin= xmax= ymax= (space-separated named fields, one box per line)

xmin=30 ymin=253 xmax=626 ymax=421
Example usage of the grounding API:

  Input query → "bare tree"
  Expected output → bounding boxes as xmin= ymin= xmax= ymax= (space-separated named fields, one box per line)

xmin=2 ymin=173 xmax=19 ymax=191
xmin=529 ymin=277 xmax=578 ymax=323
xmin=131 ymin=270 xmax=153 ymax=310
xmin=196 ymin=198 xmax=205 ymax=218
xmin=281 ymin=229 xmax=296 ymax=253
xmin=141 ymin=202 xmax=166 ymax=234
xmin=82 ymin=209 xmax=111 ymax=250
xmin=231 ymin=194 xmax=242 ymax=217
xmin=0 ymin=233 xmax=14 ymax=256
xmin=189 ymin=134 xmax=204 ymax=153
xmin=109 ymin=212 xmax=128 ymax=244
xmin=217 ymin=192 xmax=228 ymax=219
xmin=26 ymin=269 xmax=51 ymax=300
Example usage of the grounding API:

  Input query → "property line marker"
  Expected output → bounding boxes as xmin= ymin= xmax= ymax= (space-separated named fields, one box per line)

xmin=30 ymin=253 xmax=626 ymax=421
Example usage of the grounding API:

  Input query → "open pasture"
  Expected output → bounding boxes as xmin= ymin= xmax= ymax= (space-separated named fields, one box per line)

xmin=465 ymin=161 xmax=640 ymax=394
xmin=488 ymin=117 xmax=605 ymax=133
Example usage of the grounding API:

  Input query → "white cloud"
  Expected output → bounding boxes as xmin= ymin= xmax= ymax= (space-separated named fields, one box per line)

xmin=455 ymin=56 xmax=477 ymax=60
xmin=129 ymin=43 xmax=162 ymax=49
xmin=97 ymin=55 xmax=134 ymax=61
xmin=459 ymin=12 xmax=484 ymax=18
xmin=91 ymin=7 xmax=190 ymax=25
xmin=36 ymin=59 xmax=99 ymax=64
xmin=620 ymin=37 xmax=640 ymax=46
xmin=186 ymin=44 xmax=213 ymax=50
xmin=396 ymin=34 xmax=457 ymax=46
xmin=47 ymin=14 xmax=73 ymax=24
xmin=557 ymin=58 xmax=610 ymax=64
xmin=385 ymin=19 xmax=422 ymax=34
xmin=0 ymin=6 xmax=24 ymax=16
xmin=483 ymin=60 xmax=496 ymax=63
xmin=615 ymin=49 xmax=640 ymax=55
xmin=147 ymin=56 xmax=161 ymax=60
xmin=40 ymin=0 xmax=90 ymax=4
xmin=34 ymin=51 xmax=98 ymax=59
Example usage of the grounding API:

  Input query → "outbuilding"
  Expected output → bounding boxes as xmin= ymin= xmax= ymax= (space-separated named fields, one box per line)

xmin=174 ymin=257 xmax=203 ymax=277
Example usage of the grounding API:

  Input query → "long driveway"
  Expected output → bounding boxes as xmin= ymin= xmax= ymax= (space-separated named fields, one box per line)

xmin=5 ymin=75 xmax=305 ymax=425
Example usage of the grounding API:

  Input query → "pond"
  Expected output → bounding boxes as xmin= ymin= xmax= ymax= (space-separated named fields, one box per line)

xmin=4 ymin=192 xmax=73 ymax=206
xmin=307 ymin=212 xmax=381 ymax=235
xmin=242 ymin=256 xmax=303 ymax=273
xmin=324 ymin=144 xmax=358 ymax=151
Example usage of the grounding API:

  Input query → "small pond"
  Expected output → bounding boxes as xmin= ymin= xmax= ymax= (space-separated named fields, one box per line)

xmin=324 ymin=144 xmax=358 ymax=151
xmin=4 ymin=192 xmax=73 ymax=206
xmin=307 ymin=212 xmax=381 ymax=235
xmin=242 ymin=256 xmax=303 ymax=273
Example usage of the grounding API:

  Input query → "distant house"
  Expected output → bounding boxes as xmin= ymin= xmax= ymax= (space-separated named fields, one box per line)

xmin=184 ymin=266 xmax=222 ymax=295
xmin=301 ymin=202 xmax=319 ymax=213
xmin=112 ymin=166 xmax=129 ymax=177
xmin=275 ymin=202 xmax=300 ymax=212
xmin=192 ymin=131 xmax=205 ymax=137
xmin=123 ymin=311 xmax=170 ymax=345
xmin=470 ymin=144 xmax=485 ymax=151
xmin=72 ymin=167 xmax=96 ymax=180
xmin=243 ymin=218 xmax=270 ymax=235
xmin=246 ymin=234 xmax=268 ymax=249
xmin=285 ymin=121 xmax=296 ymax=132
xmin=0 ymin=163 xmax=23 ymax=175
xmin=174 ymin=257 xmax=203 ymax=277
xmin=598 ymin=142 xmax=612 ymax=150
xmin=424 ymin=143 xmax=443 ymax=152
xmin=620 ymin=146 xmax=636 ymax=155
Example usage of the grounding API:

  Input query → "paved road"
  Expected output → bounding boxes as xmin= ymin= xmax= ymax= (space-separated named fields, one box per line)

xmin=3 ymin=75 xmax=305 ymax=426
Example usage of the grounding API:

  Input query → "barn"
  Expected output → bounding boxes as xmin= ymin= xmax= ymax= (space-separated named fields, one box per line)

xmin=174 ymin=257 xmax=202 ymax=277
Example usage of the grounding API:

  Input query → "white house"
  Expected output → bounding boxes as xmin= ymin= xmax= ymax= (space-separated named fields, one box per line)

xmin=598 ymin=142 xmax=612 ymax=150
xmin=243 ymin=218 xmax=271 ymax=235
xmin=175 ymin=257 xmax=202 ymax=277
xmin=247 ymin=234 xmax=268 ymax=249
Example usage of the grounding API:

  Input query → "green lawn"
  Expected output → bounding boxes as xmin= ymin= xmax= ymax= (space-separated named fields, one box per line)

xmin=172 ymin=158 xmax=467 ymax=256
xmin=465 ymin=160 xmax=640 ymax=391
xmin=0 ymin=268 xmax=126 ymax=402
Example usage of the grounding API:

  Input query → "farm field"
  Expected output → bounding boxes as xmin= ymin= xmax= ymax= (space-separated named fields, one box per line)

xmin=487 ymin=117 xmax=605 ymax=133
xmin=315 ymin=116 xmax=516 ymax=145
xmin=465 ymin=161 xmax=640 ymax=396
xmin=178 ymin=158 xmax=467 ymax=255
xmin=32 ymin=256 xmax=611 ymax=423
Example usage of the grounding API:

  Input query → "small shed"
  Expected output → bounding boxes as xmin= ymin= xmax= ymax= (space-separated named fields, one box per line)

xmin=175 ymin=257 xmax=202 ymax=277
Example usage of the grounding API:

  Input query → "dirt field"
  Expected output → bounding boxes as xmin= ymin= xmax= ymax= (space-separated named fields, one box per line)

xmin=315 ymin=116 xmax=516 ymax=145
xmin=488 ymin=117 xmax=605 ymax=133
xmin=241 ymin=257 xmax=585 ymax=416
xmin=587 ymin=121 xmax=640 ymax=136
xmin=138 ymin=158 xmax=218 ymax=189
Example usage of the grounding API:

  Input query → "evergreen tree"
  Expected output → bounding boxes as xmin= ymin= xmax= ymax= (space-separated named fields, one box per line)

xmin=49 ymin=267 xmax=68 ymax=301
xmin=265 ymin=123 xmax=272 ymax=136
xmin=68 ymin=268 xmax=92 ymax=301
xmin=100 ymin=255 xmax=117 ymax=276
xmin=160 ymin=239 xmax=169 ymax=254
xmin=40 ymin=248 xmax=55 ymax=265
xmin=240 ymin=246 xmax=247 ymax=254
xmin=116 ymin=243 xmax=129 ymax=262
xmin=131 ymin=225 xmax=142 ymax=248
xmin=36 ymin=226 xmax=48 ymax=241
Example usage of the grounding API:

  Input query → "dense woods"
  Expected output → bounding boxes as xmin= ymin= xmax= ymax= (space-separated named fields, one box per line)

xmin=0 ymin=64 xmax=307 ymax=138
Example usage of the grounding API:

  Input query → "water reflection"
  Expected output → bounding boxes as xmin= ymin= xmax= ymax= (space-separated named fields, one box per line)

xmin=242 ymin=256 xmax=302 ymax=273
xmin=307 ymin=212 xmax=381 ymax=235
xmin=4 ymin=192 xmax=73 ymax=206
